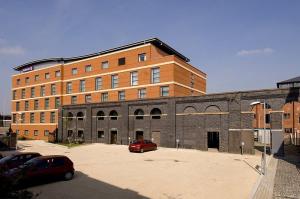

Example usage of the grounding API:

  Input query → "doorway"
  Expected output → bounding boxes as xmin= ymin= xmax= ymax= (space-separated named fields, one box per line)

xmin=110 ymin=130 xmax=118 ymax=144
xmin=136 ymin=131 xmax=144 ymax=141
xmin=207 ymin=132 xmax=219 ymax=149
xmin=151 ymin=131 xmax=161 ymax=146
xmin=67 ymin=130 xmax=73 ymax=138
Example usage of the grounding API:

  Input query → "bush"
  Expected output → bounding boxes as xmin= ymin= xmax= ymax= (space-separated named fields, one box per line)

xmin=18 ymin=136 xmax=27 ymax=141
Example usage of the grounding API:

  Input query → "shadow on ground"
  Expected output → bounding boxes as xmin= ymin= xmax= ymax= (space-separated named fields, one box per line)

xmin=26 ymin=171 xmax=149 ymax=199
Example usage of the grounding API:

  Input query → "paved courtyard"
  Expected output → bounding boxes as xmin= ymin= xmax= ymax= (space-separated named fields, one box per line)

xmin=16 ymin=140 xmax=262 ymax=199
xmin=273 ymin=145 xmax=300 ymax=199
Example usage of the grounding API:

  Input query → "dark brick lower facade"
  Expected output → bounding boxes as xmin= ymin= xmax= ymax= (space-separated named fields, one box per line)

xmin=58 ymin=88 xmax=300 ymax=154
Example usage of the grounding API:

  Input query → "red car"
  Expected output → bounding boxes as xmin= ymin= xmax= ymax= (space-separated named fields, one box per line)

xmin=5 ymin=155 xmax=74 ymax=186
xmin=129 ymin=140 xmax=157 ymax=153
xmin=0 ymin=152 xmax=41 ymax=171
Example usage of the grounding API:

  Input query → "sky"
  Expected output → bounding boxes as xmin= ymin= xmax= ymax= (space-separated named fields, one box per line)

xmin=0 ymin=0 xmax=299 ymax=114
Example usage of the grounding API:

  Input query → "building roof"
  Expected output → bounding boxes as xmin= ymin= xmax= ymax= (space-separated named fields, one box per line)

xmin=13 ymin=38 xmax=190 ymax=71
xmin=277 ymin=76 xmax=300 ymax=84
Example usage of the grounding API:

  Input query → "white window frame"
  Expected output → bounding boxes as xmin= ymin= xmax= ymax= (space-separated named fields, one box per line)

xmin=130 ymin=71 xmax=138 ymax=86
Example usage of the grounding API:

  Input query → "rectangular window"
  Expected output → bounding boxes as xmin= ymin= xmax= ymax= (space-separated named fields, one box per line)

xmin=25 ymin=101 xmax=29 ymax=111
xmin=16 ymin=102 xmax=20 ymax=111
xmin=85 ymin=65 xmax=92 ymax=72
xmin=44 ymin=130 xmax=49 ymax=136
xmin=34 ymin=100 xmax=39 ymax=110
xmin=118 ymin=57 xmax=126 ymax=66
xmin=21 ymin=89 xmax=25 ymax=99
xmin=50 ymin=112 xmax=55 ymax=123
xmin=51 ymin=84 xmax=56 ymax=95
xmin=35 ymin=75 xmax=39 ymax=81
xmin=285 ymin=128 xmax=292 ymax=133
xmin=40 ymin=86 xmax=45 ymax=96
xmin=12 ymin=114 xmax=16 ymax=123
xmin=21 ymin=113 xmax=25 ymax=123
xmin=191 ymin=73 xmax=195 ymax=80
xmin=101 ymin=61 xmax=109 ymax=69
xmin=80 ymin=80 xmax=86 ymax=92
xmin=95 ymin=77 xmax=102 ymax=90
xmin=118 ymin=91 xmax=125 ymax=101
xmin=25 ymin=77 xmax=30 ymax=84
xmin=24 ymin=130 xmax=29 ymax=136
xmin=138 ymin=88 xmax=146 ymax=99
xmin=71 ymin=96 xmax=77 ymax=104
xmin=97 ymin=131 xmax=104 ymax=138
xmin=160 ymin=86 xmax=169 ymax=97
xmin=13 ymin=90 xmax=16 ymax=100
xmin=111 ymin=75 xmax=118 ymax=88
xmin=130 ymin=71 xmax=138 ymax=86
xmin=101 ymin=92 xmax=108 ymax=102
xmin=34 ymin=130 xmax=39 ymax=136
xmin=284 ymin=113 xmax=290 ymax=119
xmin=138 ymin=53 xmax=146 ymax=62
xmin=266 ymin=114 xmax=271 ymax=124
xmin=55 ymin=70 xmax=61 ymax=77
xmin=72 ymin=68 xmax=77 ymax=75
xmin=30 ymin=113 xmax=34 ymax=123
xmin=16 ymin=79 xmax=20 ymax=85
xmin=151 ymin=67 xmax=160 ymax=83
xmin=40 ymin=112 xmax=45 ymax=123
xmin=66 ymin=82 xmax=72 ymax=94
xmin=45 ymin=73 xmax=50 ymax=79
xmin=45 ymin=98 xmax=49 ymax=109
xmin=85 ymin=94 xmax=92 ymax=103
xmin=55 ymin=97 xmax=60 ymax=109
xmin=31 ymin=87 xmax=35 ymax=98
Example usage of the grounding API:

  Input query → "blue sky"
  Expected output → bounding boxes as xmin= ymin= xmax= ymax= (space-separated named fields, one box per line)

xmin=0 ymin=0 xmax=299 ymax=114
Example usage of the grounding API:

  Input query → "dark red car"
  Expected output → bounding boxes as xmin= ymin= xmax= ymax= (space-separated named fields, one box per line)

xmin=5 ymin=155 xmax=74 ymax=186
xmin=129 ymin=140 xmax=157 ymax=153
xmin=0 ymin=152 xmax=41 ymax=171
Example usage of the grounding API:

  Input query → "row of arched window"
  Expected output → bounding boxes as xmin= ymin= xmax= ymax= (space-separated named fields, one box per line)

xmin=66 ymin=108 xmax=163 ymax=121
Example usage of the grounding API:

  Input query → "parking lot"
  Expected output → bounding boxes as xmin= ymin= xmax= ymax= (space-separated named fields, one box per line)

xmin=16 ymin=140 xmax=261 ymax=199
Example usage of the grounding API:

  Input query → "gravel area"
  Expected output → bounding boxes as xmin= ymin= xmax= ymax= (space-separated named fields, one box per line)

xmin=15 ymin=140 xmax=261 ymax=199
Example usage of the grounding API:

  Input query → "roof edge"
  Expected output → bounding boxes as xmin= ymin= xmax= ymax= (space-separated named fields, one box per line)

xmin=13 ymin=38 xmax=190 ymax=71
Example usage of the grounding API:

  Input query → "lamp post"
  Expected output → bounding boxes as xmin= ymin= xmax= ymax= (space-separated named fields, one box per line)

xmin=250 ymin=100 xmax=266 ymax=175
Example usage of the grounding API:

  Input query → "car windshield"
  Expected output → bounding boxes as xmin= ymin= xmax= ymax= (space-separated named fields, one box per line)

xmin=132 ymin=140 xmax=141 ymax=144
xmin=21 ymin=158 xmax=36 ymax=167
xmin=0 ymin=155 xmax=13 ymax=163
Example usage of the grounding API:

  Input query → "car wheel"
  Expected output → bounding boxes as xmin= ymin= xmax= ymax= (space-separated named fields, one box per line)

xmin=140 ymin=148 xmax=144 ymax=153
xmin=64 ymin=172 xmax=73 ymax=181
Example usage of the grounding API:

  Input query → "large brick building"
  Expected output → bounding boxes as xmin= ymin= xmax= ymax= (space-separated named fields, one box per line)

xmin=58 ymin=87 xmax=300 ymax=155
xmin=11 ymin=38 xmax=206 ymax=140
xmin=277 ymin=76 xmax=300 ymax=135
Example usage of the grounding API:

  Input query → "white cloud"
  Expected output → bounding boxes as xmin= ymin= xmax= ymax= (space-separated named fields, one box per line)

xmin=237 ymin=48 xmax=274 ymax=56
xmin=0 ymin=46 xmax=25 ymax=55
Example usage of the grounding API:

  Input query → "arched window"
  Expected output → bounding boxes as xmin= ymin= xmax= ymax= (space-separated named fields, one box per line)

xmin=109 ymin=110 xmax=118 ymax=120
xmin=134 ymin=109 xmax=144 ymax=120
xmin=77 ymin=112 xmax=84 ymax=121
xmin=150 ymin=108 xmax=162 ymax=119
xmin=67 ymin=112 xmax=73 ymax=121
xmin=97 ymin=111 xmax=105 ymax=120
xmin=205 ymin=105 xmax=221 ymax=113
xmin=183 ymin=106 xmax=197 ymax=114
